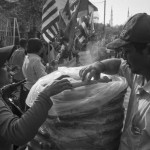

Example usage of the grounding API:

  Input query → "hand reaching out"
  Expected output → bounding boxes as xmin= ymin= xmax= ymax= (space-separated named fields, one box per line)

xmin=79 ymin=62 xmax=105 ymax=81
xmin=40 ymin=75 xmax=72 ymax=98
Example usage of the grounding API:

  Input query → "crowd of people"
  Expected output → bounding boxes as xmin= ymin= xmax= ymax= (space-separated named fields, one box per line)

xmin=0 ymin=37 xmax=73 ymax=150
xmin=0 ymin=12 xmax=150 ymax=150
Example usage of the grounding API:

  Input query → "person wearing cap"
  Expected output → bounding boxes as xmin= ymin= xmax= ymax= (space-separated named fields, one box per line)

xmin=9 ymin=38 xmax=27 ymax=82
xmin=9 ymin=39 xmax=28 ymax=112
xmin=0 ymin=45 xmax=72 ymax=150
xmin=80 ymin=13 xmax=150 ymax=150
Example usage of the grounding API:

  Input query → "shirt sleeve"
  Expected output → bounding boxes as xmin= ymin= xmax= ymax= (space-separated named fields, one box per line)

xmin=118 ymin=58 xmax=134 ymax=88
xmin=0 ymin=94 xmax=52 ymax=146
xmin=33 ymin=59 xmax=47 ymax=79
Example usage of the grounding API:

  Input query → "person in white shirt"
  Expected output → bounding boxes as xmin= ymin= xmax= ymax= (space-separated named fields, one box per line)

xmin=22 ymin=38 xmax=47 ymax=109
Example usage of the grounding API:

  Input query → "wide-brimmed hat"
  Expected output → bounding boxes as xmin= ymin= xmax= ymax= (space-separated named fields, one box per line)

xmin=0 ymin=45 xmax=16 ymax=68
xmin=107 ymin=13 xmax=150 ymax=49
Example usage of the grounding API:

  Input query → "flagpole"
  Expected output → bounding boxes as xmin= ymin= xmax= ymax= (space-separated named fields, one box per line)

xmin=103 ymin=0 xmax=106 ymax=38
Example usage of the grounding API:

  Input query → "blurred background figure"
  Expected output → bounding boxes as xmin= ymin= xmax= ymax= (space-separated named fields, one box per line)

xmin=0 ymin=42 xmax=72 ymax=150
xmin=22 ymin=38 xmax=47 ymax=110
xmin=9 ymin=38 xmax=27 ymax=112
xmin=9 ymin=38 xmax=27 ymax=82
xmin=46 ymin=59 xmax=58 ymax=73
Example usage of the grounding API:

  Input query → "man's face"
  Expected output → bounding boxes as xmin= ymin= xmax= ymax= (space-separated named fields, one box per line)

xmin=122 ymin=44 xmax=148 ymax=75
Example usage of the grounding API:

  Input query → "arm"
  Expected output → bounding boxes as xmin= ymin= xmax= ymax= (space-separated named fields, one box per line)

xmin=33 ymin=59 xmax=47 ymax=79
xmin=101 ymin=58 xmax=121 ymax=74
xmin=0 ymin=78 xmax=72 ymax=146
xmin=0 ymin=94 xmax=51 ymax=145
xmin=80 ymin=58 xmax=121 ymax=81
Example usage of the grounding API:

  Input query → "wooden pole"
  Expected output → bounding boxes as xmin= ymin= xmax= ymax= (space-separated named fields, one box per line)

xmin=15 ymin=18 xmax=20 ymax=41
xmin=13 ymin=18 xmax=15 ymax=45
xmin=103 ymin=0 xmax=106 ymax=38
xmin=5 ymin=19 xmax=9 ymax=46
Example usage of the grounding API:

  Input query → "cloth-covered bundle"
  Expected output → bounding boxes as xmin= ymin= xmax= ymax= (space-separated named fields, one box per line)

xmin=27 ymin=66 xmax=128 ymax=150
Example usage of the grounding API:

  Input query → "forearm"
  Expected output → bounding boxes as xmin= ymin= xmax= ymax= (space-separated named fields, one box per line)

xmin=0 ymin=94 xmax=52 ymax=145
xmin=100 ymin=58 xmax=121 ymax=75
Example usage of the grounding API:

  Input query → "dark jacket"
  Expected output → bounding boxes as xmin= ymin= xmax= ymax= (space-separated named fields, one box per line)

xmin=0 ymin=94 xmax=52 ymax=150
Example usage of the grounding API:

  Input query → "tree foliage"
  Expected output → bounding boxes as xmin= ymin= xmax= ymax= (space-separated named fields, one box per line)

xmin=0 ymin=0 xmax=18 ymax=11
xmin=0 ymin=0 xmax=46 ymax=36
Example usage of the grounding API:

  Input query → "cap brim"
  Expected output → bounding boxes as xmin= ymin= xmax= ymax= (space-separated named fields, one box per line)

xmin=0 ymin=45 xmax=16 ymax=68
xmin=106 ymin=38 xmax=130 ymax=49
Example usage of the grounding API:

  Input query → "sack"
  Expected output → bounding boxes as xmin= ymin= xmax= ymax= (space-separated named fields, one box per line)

xmin=27 ymin=66 xmax=128 ymax=150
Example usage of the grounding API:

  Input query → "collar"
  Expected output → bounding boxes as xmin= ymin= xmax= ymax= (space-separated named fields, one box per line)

xmin=137 ymin=80 xmax=150 ymax=95
xmin=18 ymin=47 xmax=25 ymax=51
xmin=143 ymin=81 xmax=150 ymax=94
xmin=27 ymin=53 xmax=41 ymax=60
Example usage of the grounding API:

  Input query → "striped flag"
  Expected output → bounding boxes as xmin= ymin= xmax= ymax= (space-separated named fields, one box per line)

xmin=75 ymin=20 xmax=87 ymax=44
xmin=42 ymin=0 xmax=59 ymax=43
xmin=75 ymin=16 xmax=89 ymax=44
xmin=77 ymin=24 xmax=87 ymax=43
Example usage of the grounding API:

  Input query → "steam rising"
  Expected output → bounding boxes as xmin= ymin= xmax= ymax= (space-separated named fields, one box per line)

xmin=79 ymin=41 xmax=108 ymax=66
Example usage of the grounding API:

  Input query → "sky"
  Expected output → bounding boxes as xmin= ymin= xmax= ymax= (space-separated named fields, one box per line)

xmin=90 ymin=0 xmax=150 ymax=26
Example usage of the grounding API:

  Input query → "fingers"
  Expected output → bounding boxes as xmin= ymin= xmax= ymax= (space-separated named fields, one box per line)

xmin=41 ymin=79 xmax=72 ymax=97
xmin=80 ymin=66 xmax=99 ymax=81
xmin=53 ymin=79 xmax=72 ymax=89
xmin=50 ymin=79 xmax=72 ymax=96
xmin=87 ymin=69 xmax=97 ymax=81
xmin=79 ymin=67 xmax=86 ymax=78
xmin=54 ymin=78 xmax=71 ymax=85
xmin=58 ymin=79 xmax=72 ymax=87
xmin=58 ymin=82 xmax=73 ymax=92
xmin=56 ymin=75 xmax=70 ymax=80
xmin=81 ymin=66 xmax=91 ymax=81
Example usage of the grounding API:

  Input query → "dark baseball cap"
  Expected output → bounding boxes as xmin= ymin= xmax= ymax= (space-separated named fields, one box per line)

xmin=0 ymin=45 xmax=16 ymax=68
xmin=107 ymin=13 xmax=150 ymax=49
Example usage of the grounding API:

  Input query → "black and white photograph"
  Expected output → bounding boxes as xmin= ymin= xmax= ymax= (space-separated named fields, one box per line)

xmin=0 ymin=0 xmax=150 ymax=150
